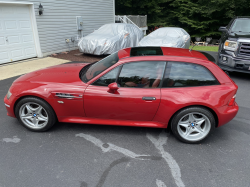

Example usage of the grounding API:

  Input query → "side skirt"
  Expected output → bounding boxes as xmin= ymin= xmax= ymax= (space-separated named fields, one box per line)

xmin=58 ymin=116 xmax=167 ymax=128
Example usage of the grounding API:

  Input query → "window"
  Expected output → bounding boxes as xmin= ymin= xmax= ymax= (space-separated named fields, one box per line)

xmin=130 ymin=47 xmax=163 ymax=57
xmin=118 ymin=61 xmax=166 ymax=88
xmin=81 ymin=52 xmax=119 ymax=83
xmin=231 ymin=19 xmax=250 ymax=33
xmin=92 ymin=67 xmax=120 ymax=86
xmin=162 ymin=62 xmax=219 ymax=87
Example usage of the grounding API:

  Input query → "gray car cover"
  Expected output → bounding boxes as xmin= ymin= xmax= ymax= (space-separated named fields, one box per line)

xmin=139 ymin=27 xmax=190 ymax=49
xmin=78 ymin=23 xmax=144 ymax=55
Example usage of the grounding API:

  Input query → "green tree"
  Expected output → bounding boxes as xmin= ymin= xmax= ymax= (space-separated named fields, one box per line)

xmin=167 ymin=0 xmax=250 ymax=37
xmin=115 ymin=0 xmax=168 ymax=27
xmin=116 ymin=0 xmax=250 ymax=38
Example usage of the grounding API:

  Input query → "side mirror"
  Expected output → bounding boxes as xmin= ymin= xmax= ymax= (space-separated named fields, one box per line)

xmin=108 ymin=82 xmax=119 ymax=93
xmin=218 ymin=26 xmax=228 ymax=32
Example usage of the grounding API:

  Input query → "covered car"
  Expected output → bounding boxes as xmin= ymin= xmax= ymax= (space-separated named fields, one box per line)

xmin=78 ymin=23 xmax=144 ymax=55
xmin=139 ymin=27 xmax=190 ymax=49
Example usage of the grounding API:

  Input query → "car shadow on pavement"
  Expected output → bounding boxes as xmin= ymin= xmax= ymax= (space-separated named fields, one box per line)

xmin=52 ymin=121 xmax=157 ymax=137
xmin=229 ymin=72 xmax=250 ymax=80
xmin=50 ymin=121 xmax=227 ymax=145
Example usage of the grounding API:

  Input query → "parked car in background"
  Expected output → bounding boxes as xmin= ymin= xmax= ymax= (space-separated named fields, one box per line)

xmin=139 ymin=27 xmax=190 ymax=49
xmin=218 ymin=16 xmax=250 ymax=74
xmin=4 ymin=47 xmax=238 ymax=144
xmin=78 ymin=23 xmax=143 ymax=55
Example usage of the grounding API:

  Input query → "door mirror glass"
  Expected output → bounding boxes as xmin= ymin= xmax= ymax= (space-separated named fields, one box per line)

xmin=218 ymin=26 xmax=227 ymax=32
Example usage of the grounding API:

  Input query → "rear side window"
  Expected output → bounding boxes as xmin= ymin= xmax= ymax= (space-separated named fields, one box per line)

xmin=162 ymin=62 xmax=219 ymax=87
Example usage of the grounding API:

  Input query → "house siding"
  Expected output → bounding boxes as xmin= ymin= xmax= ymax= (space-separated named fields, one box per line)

xmin=2 ymin=0 xmax=114 ymax=56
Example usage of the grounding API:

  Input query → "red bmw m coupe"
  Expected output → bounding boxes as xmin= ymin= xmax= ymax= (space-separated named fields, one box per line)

xmin=4 ymin=47 xmax=238 ymax=143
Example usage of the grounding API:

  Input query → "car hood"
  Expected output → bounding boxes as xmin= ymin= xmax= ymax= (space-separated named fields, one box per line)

xmin=228 ymin=32 xmax=250 ymax=40
xmin=14 ymin=63 xmax=89 ymax=85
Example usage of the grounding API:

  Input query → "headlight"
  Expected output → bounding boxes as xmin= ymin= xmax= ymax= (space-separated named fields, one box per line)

xmin=7 ymin=90 xmax=12 ymax=100
xmin=224 ymin=40 xmax=238 ymax=51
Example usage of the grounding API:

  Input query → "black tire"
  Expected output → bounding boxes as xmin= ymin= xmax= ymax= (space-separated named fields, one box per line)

xmin=171 ymin=107 xmax=215 ymax=144
xmin=15 ymin=97 xmax=57 ymax=132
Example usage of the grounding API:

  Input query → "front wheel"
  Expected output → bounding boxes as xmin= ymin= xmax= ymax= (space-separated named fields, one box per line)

xmin=171 ymin=107 xmax=215 ymax=143
xmin=15 ymin=97 xmax=57 ymax=132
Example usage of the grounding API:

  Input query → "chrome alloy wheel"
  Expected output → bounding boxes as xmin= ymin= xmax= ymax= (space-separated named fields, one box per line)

xmin=19 ymin=102 xmax=48 ymax=130
xmin=177 ymin=112 xmax=211 ymax=142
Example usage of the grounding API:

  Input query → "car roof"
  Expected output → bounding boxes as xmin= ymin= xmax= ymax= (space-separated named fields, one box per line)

xmin=233 ymin=16 xmax=250 ymax=19
xmin=118 ymin=47 xmax=208 ymax=61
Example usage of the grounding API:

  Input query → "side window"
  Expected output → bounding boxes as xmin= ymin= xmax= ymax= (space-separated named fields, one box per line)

xmin=118 ymin=61 xmax=166 ymax=88
xmin=162 ymin=62 xmax=219 ymax=87
xmin=92 ymin=67 xmax=120 ymax=86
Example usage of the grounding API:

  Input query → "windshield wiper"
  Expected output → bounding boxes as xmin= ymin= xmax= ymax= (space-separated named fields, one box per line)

xmin=232 ymin=31 xmax=250 ymax=33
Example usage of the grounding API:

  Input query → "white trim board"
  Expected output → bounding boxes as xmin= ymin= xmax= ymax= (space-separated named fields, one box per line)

xmin=113 ymin=0 xmax=115 ymax=23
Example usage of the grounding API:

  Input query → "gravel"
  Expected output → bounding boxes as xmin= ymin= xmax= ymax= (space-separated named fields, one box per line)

xmin=51 ymin=49 xmax=106 ymax=63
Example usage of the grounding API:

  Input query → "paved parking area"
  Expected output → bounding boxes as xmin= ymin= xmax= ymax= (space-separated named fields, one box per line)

xmin=0 ymin=62 xmax=250 ymax=187
xmin=0 ymin=57 xmax=69 ymax=80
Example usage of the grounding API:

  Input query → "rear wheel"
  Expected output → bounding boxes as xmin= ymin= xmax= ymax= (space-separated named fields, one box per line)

xmin=15 ymin=97 xmax=57 ymax=132
xmin=171 ymin=107 xmax=215 ymax=143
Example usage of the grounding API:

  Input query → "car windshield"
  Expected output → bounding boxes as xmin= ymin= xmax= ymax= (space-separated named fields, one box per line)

xmin=231 ymin=19 xmax=250 ymax=33
xmin=81 ymin=52 xmax=119 ymax=83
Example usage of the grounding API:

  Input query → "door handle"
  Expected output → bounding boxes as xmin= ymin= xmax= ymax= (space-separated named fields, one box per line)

xmin=6 ymin=37 xmax=8 ymax=42
xmin=142 ymin=97 xmax=156 ymax=101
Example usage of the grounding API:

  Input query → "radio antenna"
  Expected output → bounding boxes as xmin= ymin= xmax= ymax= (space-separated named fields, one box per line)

xmin=189 ymin=42 xmax=197 ymax=51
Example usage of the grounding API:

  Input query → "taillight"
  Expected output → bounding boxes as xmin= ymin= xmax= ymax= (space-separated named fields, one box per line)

xmin=228 ymin=94 xmax=236 ymax=106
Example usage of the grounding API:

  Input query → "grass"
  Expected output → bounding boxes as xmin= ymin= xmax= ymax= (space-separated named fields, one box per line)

xmin=189 ymin=45 xmax=219 ymax=52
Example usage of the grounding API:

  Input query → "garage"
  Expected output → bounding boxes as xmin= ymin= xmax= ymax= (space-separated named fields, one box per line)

xmin=0 ymin=0 xmax=115 ymax=64
xmin=0 ymin=3 xmax=40 ymax=64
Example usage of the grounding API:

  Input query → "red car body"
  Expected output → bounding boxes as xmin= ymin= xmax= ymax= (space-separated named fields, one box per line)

xmin=4 ymin=47 xmax=238 ymax=129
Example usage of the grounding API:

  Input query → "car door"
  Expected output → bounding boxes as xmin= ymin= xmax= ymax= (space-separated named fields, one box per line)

xmin=84 ymin=61 xmax=166 ymax=121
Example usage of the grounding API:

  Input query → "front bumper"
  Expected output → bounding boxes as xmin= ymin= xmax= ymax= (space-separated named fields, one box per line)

xmin=4 ymin=95 xmax=16 ymax=118
xmin=218 ymin=53 xmax=250 ymax=73
xmin=217 ymin=103 xmax=239 ymax=127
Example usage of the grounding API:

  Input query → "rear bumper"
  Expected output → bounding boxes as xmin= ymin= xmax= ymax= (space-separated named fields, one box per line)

xmin=4 ymin=95 xmax=16 ymax=118
xmin=217 ymin=103 xmax=239 ymax=127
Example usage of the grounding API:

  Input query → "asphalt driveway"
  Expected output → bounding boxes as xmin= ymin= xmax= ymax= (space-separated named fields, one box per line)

xmin=0 ymin=53 xmax=250 ymax=187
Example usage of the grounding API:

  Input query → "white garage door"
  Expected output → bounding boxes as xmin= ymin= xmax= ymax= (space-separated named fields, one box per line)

xmin=0 ymin=4 xmax=37 ymax=64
